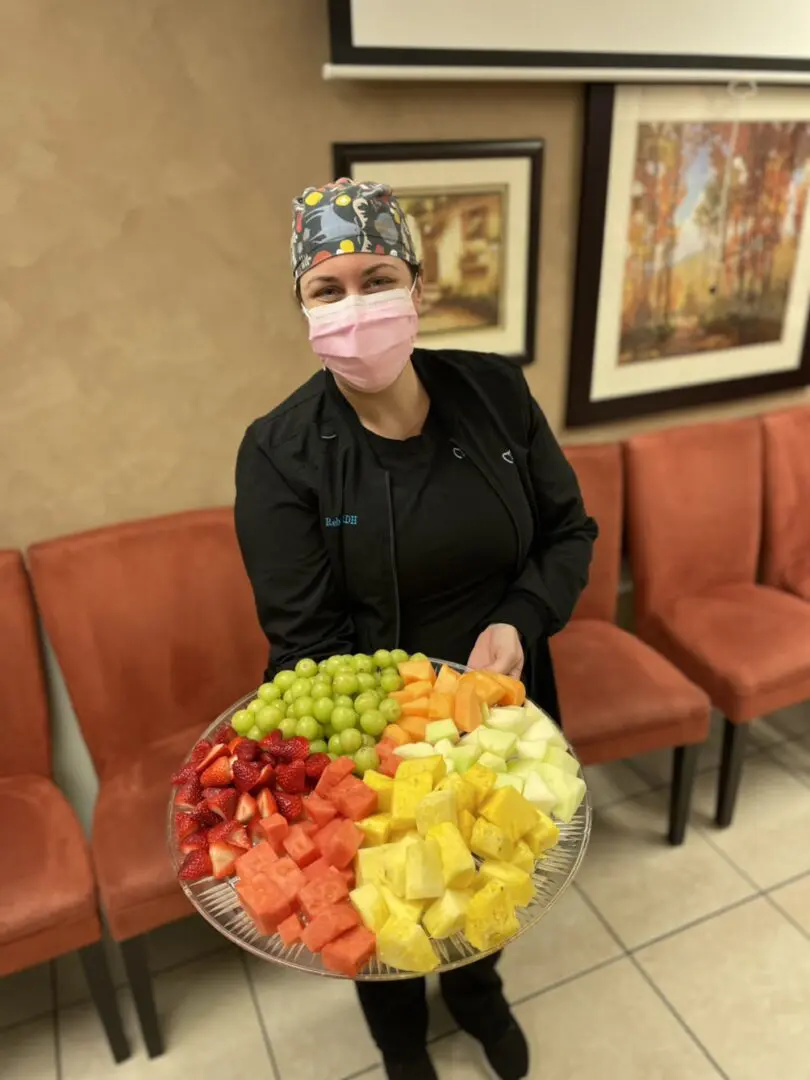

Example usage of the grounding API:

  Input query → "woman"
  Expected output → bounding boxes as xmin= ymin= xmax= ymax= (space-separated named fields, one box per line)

xmin=235 ymin=179 xmax=597 ymax=1080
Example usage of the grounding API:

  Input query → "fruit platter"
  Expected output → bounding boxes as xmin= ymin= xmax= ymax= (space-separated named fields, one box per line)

xmin=167 ymin=651 xmax=591 ymax=980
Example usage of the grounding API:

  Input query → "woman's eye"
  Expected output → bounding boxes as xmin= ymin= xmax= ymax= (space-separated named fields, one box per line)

xmin=367 ymin=277 xmax=394 ymax=289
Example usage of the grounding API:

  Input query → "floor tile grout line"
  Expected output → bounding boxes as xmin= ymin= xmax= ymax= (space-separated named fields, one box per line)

xmin=628 ymin=893 xmax=761 ymax=957
xmin=629 ymin=954 xmax=731 ymax=1080
xmin=507 ymin=952 xmax=625 ymax=1011
xmin=764 ymin=865 xmax=810 ymax=893
xmin=573 ymin=884 xmax=631 ymax=955
xmin=240 ymin=953 xmax=282 ymax=1080
xmin=696 ymin=823 xmax=773 ymax=894
xmin=50 ymin=960 xmax=62 ymax=1080
xmin=761 ymin=744 xmax=810 ymax=791
xmin=761 ymin=890 xmax=810 ymax=941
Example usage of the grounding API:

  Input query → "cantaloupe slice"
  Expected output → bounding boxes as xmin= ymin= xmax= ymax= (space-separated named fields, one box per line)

xmin=427 ymin=692 xmax=454 ymax=720
xmin=388 ymin=680 xmax=435 ymax=705
xmin=382 ymin=725 xmax=409 ymax=748
xmin=459 ymin=671 xmax=505 ymax=707
xmin=454 ymin=680 xmax=484 ymax=733
xmin=398 ymin=660 xmax=436 ymax=686
xmin=399 ymin=716 xmax=429 ymax=742
xmin=401 ymin=697 xmax=431 ymax=718
xmin=489 ymin=673 xmax=526 ymax=707
xmin=434 ymin=664 xmax=460 ymax=694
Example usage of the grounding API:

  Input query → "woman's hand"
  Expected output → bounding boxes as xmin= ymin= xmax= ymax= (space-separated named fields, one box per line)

xmin=467 ymin=623 xmax=524 ymax=678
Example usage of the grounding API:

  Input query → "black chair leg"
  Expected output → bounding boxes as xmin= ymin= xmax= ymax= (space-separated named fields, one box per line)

xmin=668 ymin=743 xmax=700 ymax=845
xmin=716 ymin=718 xmax=749 ymax=828
xmin=79 ymin=942 xmax=131 ymax=1063
xmin=120 ymin=934 xmax=164 ymax=1058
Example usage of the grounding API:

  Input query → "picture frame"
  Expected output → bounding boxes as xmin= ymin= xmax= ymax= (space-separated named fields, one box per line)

xmin=567 ymin=84 xmax=810 ymax=426
xmin=333 ymin=139 xmax=543 ymax=366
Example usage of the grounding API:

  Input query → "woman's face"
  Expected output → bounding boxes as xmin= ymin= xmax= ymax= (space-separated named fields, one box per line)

xmin=298 ymin=253 xmax=422 ymax=312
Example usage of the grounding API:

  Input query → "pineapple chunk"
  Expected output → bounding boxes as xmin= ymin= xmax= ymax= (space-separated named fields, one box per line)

xmin=356 ymin=813 xmax=392 ymax=847
xmin=523 ymin=812 xmax=560 ymax=857
xmin=465 ymin=880 xmax=520 ymax=951
xmin=480 ymin=786 xmax=538 ymax=842
xmin=422 ymin=889 xmax=473 ymax=939
xmin=428 ymin=822 xmax=476 ymax=889
xmin=355 ymin=844 xmax=393 ymax=887
xmin=479 ymin=861 xmax=535 ymax=908
xmin=363 ymin=770 xmax=394 ymax=813
xmin=415 ymin=790 xmax=458 ymax=835
xmin=396 ymin=756 xmax=446 ymax=785
xmin=389 ymin=826 xmax=419 ymax=844
xmin=380 ymin=884 xmax=426 ymax=923
xmin=405 ymin=837 xmax=445 ymax=900
xmin=470 ymin=817 xmax=515 ymax=862
xmin=350 ymin=883 xmax=389 ymax=932
xmin=377 ymin=916 xmax=439 ymax=973
xmin=382 ymin=835 xmax=420 ymax=896
xmin=457 ymin=808 xmax=476 ymax=846
xmin=435 ymin=773 xmax=477 ymax=815
xmin=464 ymin=763 xmax=498 ymax=807
xmin=391 ymin=772 xmax=434 ymax=830
xmin=511 ymin=839 xmax=536 ymax=876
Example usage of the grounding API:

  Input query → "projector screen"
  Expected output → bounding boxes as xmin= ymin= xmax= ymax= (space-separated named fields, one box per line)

xmin=327 ymin=0 xmax=810 ymax=83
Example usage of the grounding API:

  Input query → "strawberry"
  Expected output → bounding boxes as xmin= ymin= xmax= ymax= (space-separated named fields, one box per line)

xmin=174 ymin=777 xmax=203 ymax=810
xmin=189 ymin=804 xmax=218 ymax=827
xmin=180 ymin=830 xmax=209 ymax=854
xmin=272 ymin=736 xmax=309 ymax=763
xmin=304 ymin=753 xmax=330 ymax=781
xmin=275 ymin=791 xmax=304 ymax=822
xmin=174 ymin=812 xmax=198 ymax=841
xmin=207 ymin=821 xmax=250 ymax=850
xmin=276 ymin=760 xmax=307 ymax=793
xmin=234 ymin=740 xmax=260 ymax=762
xmin=232 ymin=758 xmax=262 ymax=793
xmin=256 ymin=788 xmax=278 ymax=819
xmin=255 ymin=762 xmax=275 ymax=788
xmin=199 ymin=756 xmax=233 ymax=788
xmin=206 ymin=787 xmax=238 ymax=821
xmin=190 ymin=740 xmax=213 ymax=768
xmin=260 ymin=731 xmax=282 ymax=750
xmin=178 ymin=849 xmax=213 ymax=882
xmin=235 ymin=792 xmax=258 ymax=824
xmin=209 ymin=841 xmax=241 ymax=879
xmin=248 ymin=817 xmax=266 ymax=844
xmin=170 ymin=761 xmax=197 ymax=786
xmin=227 ymin=824 xmax=251 ymax=850
xmin=195 ymin=743 xmax=227 ymax=775
xmin=212 ymin=724 xmax=236 ymax=746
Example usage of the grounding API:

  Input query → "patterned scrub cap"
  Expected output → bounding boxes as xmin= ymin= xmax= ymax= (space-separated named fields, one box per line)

xmin=291 ymin=178 xmax=419 ymax=281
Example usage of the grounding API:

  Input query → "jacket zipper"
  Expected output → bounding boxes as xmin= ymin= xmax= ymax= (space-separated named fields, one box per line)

xmin=384 ymin=471 xmax=402 ymax=648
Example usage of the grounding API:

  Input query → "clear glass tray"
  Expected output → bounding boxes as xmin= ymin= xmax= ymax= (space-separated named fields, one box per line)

xmin=167 ymin=659 xmax=592 ymax=980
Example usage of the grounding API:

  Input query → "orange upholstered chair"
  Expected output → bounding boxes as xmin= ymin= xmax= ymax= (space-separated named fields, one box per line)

xmin=625 ymin=418 xmax=810 ymax=828
xmin=550 ymin=445 xmax=711 ymax=843
xmin=27 ymin=510 xmax=267 ymax=1057
xmin=0 ymin=550 xmax=129 ymax=1062
xmin=762 ymin=405 xmax=810 ymax=601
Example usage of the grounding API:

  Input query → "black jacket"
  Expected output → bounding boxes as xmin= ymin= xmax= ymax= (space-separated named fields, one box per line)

xmin=234 ymin=349 xmax=598 ymax=721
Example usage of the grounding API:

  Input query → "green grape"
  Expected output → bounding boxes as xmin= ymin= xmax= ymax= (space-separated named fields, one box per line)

xmin=274 ymin=670 xmax=297 ymax=691
xmin=247 ymin=725 xmax=263 ymax=741
xmin=283 ymin=689 xmax=295 ymax=706
xmin=353 ymin=747 xmax=380 ymax=774
xmin=295 ymin=716 xmax=319 ymax=741
xmin=279 ymin=717 xmax=299 ymax=739
xmin=324 ymin=656 xmax=344 ymax=675
xmin=311 ymin=677 xmax=332 ymax=697
xmin=292 ymin=695 xmax=315 ymax=720
xmin=360 ymin=709 xmax=386 ymax=737
xmin=318 ymin=659 xmax=330 ymax=673
xmin=312 ymin=697 xmax=335 ymax=722
xmin=309 ymin=739 xmax=328 ymax=754
xmin=380 ymin=670 xmax=403 ymax=693
xmin=361 ymin=733 xmax=376 ymax=748
xmin=390 ymin=649 xmax=409 ymax=667
xmin=328 ymin=733 xmax=344 ymax=755
xmin=321 ymin=723 xmax=334 ymax=739
xmin=374 ymin=671 xmax=383 ymax=685
xmin=339 ymin=728 xmax=363 ymax=754
xmin=353 ymin=691 xmax=381 ymax=715
xmin=285 ymin=702 xmax=298 ymax=718
xmin=290 ymin=677 xmax=313 ymax=700
xmin=353 ymin=653 xmax=374 ymax=674
xmin=258 ymin=682 xmax=281 ymax=704
xmin=410 ymin=652 xmax=429 ymax=663
xmin=247 ymin=698 xmax=263 ymax=714
xmin=231 ymin=709 xmax=253 ymax=735
xmin=295 ymin=658 xmax=318 ymax=679
xmin=356 ymin=672 xmax=377 ymax=692
xmin=331 ymin=706 xmax=357 ymax=733
xmin=373 ymin=649 xmax=393 ymax=669
xmin=333 ymin=672 xmax=359 ymax=696
xmin=379 ymin=698 xmax=402 ymax=723
xmin=334 ymin=694 xmax=354 ymax=709
xmin=257 ymin=704 xmax=284 ymax=733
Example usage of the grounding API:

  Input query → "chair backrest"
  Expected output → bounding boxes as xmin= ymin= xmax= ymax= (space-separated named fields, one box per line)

xmin=563 ymin=443 xmax=622 ymax=623
xmin=28 ymin=509 xmax=267 ymax=778
xmin=624 ymin=418 xmax=763 ymax=627
xmin=0 ymin=550 xmax=50 ymax=779
xmin=762 ymin=405 xmax=810 ymax=587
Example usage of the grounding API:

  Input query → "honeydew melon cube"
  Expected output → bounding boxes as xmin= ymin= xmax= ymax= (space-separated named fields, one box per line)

xmin=478 ymin=728 xmax=518 ymax=758
xmin=377 ymin=916 xmax=439 ymax=973
xmin=536 ymin=765 xmax=586 ymax=823
xmin=517 ymin=738 xmax=548 ymax=760
xmin=485 ymin=706 xmax=531 ymax=736
xmin=415 ymin=790 xmax=458 ymax=836
xmin=422 ymin=888 xmax=473 ymax=939
xmin=477 ymin=751 xmax=507 ymax=773
xmin=480 ymin=786 xmax=538 ymax=842
xmin=432 ymin=739 xmax=456 ymax=760
xmin=507 ymin=759 xmax=539 ymax=779
xmin=544 ymin=747 xmax=580 ymax=776
xmin=494 ymin=773 xmax=525 ymax=794
xmin=522 ymin=771 xmax=557 ymax=815
xmin=479 ymin=860 xmax=535 ymax=908
xmin=426 ymin=719 xmax=460 ymax=745
xmin=350 ymin=883 xmax=389 ymax=933
xmin=523 ymin=811 xmax=560 ymax=856
xmin=511 ymin=839 xmax=536 ymax=875
xmin=522 ymin=704 xmax=567 ymax=749
xmin=447 ymin=743 xmax=480 ymax=774
xmin=405 ymin=836 xmax=445 ymax=900
xmin=395 ymin=742 xmax=437 ymax=759
xmin=427 ymin=821 xmax=476 ymax=889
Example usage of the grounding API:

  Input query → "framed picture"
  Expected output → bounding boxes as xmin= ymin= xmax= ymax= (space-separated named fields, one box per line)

xmin=567 ymin=84 xmax=810 ymax=426
xmin=333 ymin=139 xmax=543 ymax=365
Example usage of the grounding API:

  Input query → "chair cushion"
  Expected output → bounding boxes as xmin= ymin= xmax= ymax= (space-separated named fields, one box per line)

xmin=783 ymin=559 xmax=810 ymax=603
xmin=0 ymin=775 xmax=99 ymax=974
xmin=551 ymin=621 xmax=710 ymax=766
xmin=644 ymin=584 xmax=810 ymax=723
xmin=92 ymin=726 xmax=196 ymax=941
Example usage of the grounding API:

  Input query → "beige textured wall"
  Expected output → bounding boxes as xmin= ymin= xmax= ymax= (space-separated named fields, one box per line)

xmin=2 ymin=0 xmax=808 ymax=550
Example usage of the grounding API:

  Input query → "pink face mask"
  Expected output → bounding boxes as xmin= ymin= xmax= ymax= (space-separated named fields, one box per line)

xmin=304 ymin=287 xmax=419 ymax=393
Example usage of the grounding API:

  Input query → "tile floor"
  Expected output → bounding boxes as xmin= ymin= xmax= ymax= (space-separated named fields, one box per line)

xmin=3 ymin=706 xmax=810 ymax=1080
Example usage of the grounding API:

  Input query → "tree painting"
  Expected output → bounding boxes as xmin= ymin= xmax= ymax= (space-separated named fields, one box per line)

xmin=620 ymin=120 xmax=810 ymax=364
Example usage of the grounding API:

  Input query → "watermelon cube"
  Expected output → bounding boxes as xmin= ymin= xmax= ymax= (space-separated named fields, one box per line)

xmin=235 ymin=841 xmax=278 ymax=885
xmin=315 ymin=757 xmax=356 ymax=798
xmin=283 ymin=824 xmax=319 ymax=868
xmin=299 ymin=820 xmax=319 ymax=836
xmin=329 ymin=777 xmax=378 ymax=821
xmin=379 ymin=755 xmax=401 ymax=778
xmin=321 ymin=819 xmax=363 ymax=870
xmin=298 ymin=867 xmax=350 ymax=920
xmin=339 ymin=867 xmax=356 ymax=889
xmin=322 ymin=925 xmax=377 ymax=978
xmin=260 ymin=813 xmax=290 ymax=853
xmin=237 ymin=878 xmax=291 ymax=935
xmin=265 ymin=856 xmax=308 ymax=905
xmin=302 ymin=856 xmax=333 ymax=882
xmin=277 ymin=913 xmax=304 ymax=947
xmin=300 ymin=901 xmax=360 ymax=953
xmin=304 ymin=793 xmax=338 ymax=829
xmin=314 ymin=818 xmax=345 ymax=857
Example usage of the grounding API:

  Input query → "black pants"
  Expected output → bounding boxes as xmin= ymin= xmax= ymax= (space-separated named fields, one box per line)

xmin=356 ymin=953 xmax=508 ymax=1063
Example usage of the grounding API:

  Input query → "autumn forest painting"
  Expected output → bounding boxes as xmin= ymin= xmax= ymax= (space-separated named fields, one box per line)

xmin=621 ymin=120 xmax=810 ymax=364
